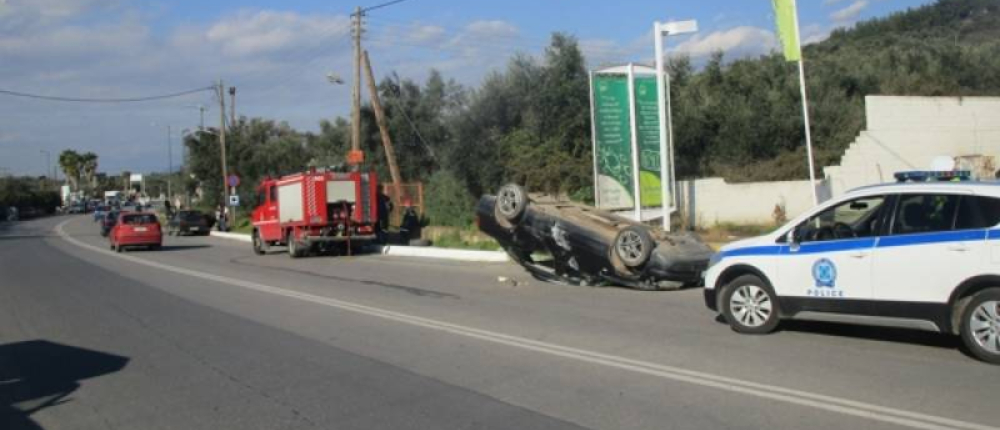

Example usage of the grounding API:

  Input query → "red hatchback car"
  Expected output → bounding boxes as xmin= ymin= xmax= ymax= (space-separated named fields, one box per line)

xmin=109 ymin=212 xmax=162 ymax=252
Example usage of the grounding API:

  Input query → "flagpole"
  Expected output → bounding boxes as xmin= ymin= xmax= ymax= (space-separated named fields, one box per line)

xmin=790 ymin=0 xmax=819 ymax=205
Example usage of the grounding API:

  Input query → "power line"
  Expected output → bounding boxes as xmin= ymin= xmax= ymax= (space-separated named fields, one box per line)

xmin=0 ymin=86 xmax=216 ymax=103
xmin=361 ymin=0 xmax=412 ymax=14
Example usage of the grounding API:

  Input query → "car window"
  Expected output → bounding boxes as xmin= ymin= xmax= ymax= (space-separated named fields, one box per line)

xmin=890 ymin=194 xmax=959 ymax=235
xmin=269 ymin=186 xmax=278 ymax=202
xmin=955 ymin=196 xmax=1000 ymax=230
xmin=257 ymin=190 xmax=266 ymax=206
xmin=795 ymin=195 xmax=887 ymax=243
xmin=122 ymin=214 xmax=157 ymax=225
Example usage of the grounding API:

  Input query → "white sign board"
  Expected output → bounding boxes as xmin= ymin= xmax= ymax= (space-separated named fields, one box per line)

xmin=228 ymin=195 xmax=240 ymax=207
xmin=129 ymin=173 xmax=143 ymax=183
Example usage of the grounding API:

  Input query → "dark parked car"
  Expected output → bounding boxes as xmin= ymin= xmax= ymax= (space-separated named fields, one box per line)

xmin=167 ymin=210 xmax=209 ymax=236
xmin=476 ymin=184 xmax=713 ymax=290
xmin=100 ymin=210 xmax=120 ymax=237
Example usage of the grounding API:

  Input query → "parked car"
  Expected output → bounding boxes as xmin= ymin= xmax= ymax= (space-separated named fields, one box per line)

xmin=100 ymin=210 xmax=120 ymax=237
xmin=109 ymin=212 xmax=162 ymax=252
xmin=167 ymin=210 xmax=209 ymax=236
xmin=476 ymin=184 xmax=713 ymax=290
xmin=704 ymin=171 xmax=1000 ymax=364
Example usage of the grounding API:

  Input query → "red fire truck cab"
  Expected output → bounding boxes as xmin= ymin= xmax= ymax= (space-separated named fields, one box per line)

xmin=251 ymin=168 xmax=379 ymax=258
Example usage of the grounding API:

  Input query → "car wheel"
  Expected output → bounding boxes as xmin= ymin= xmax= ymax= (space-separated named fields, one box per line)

xmin=252 ymin=230 xmax=265 ymax=256
xmin=494 ymin=184 xmax=528 ymax=225
xmin=721 ymin=275 xmax=781 ymax=334
xmin=151 ymin=244 xmax=161 ymax=251
xmin=960 ymin=288 xmax=1000 ymax=365
xmin=114 ymin=243 xmax=122 ymax=253
xmin=613 ymin=226 xmax=655 ymax=268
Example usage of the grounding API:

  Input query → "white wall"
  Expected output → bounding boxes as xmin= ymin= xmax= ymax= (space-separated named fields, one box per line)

xmin=677 ymin=177 xmax=823 ymax=227
xmin=679 ymin=96 xmax=1000 ymax=227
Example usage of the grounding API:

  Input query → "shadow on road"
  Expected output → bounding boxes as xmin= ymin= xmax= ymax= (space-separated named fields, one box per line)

xmin=0 ymin=340 xmax=129 ymax=430
xmin=158 ymin=244 xmax=212 ymax=252
xmin=780 ymin=320 xmax=960 ymax=349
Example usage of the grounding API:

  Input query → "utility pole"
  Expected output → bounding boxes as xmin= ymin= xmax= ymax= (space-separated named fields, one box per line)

xmin=217 ymin=80 xmax=230 ymax=230
xmin=362 ymin=50 xmax=403 ymax=202
xmin=229 ymin=86 xmax=237 ymax=126
xmin=167 ymin=125 xmax=173 ymax=202
xmin=351 ymin=6 xmax=363 ymax=156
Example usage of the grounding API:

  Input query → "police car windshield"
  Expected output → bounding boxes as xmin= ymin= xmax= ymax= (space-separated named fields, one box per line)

xmin=795 ymin=196 xmax=886 ymax=242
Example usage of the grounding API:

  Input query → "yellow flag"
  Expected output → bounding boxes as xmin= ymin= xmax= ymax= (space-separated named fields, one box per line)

xmin=772 ymin=0 xmax=801 ymax=62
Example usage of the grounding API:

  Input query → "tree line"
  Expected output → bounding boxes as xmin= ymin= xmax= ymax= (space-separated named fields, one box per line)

xmin=180 ymin=0 xmax=999 ymax=226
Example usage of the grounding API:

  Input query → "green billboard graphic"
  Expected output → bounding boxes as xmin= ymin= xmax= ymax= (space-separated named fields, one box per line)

xmin=591 ymin=74 xmax=634 ymax=209
xmin=632 ymin=76 xmax=662 ymax=207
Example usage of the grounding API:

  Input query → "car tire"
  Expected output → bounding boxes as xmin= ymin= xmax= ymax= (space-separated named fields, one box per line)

xmin=150 ymin=244 xmax=161 ymax=251
xmin=613 ymin=226 xmax=655 ymax=268
xmin=721 ymin=275 xmax=781 ymax=334
xmin=959 ymin=288 xmax=1000 ymax=365
xmin=252 ymin=230 xmax=266 ymax=256
xmin=494 ymin=184 xmax=528 ymax=225
xmin=287 ymin=232 xmax=302 ymax=259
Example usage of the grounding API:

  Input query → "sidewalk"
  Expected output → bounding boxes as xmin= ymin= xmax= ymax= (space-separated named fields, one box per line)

xmin=209 ymin=231 xmax=509 ymax=263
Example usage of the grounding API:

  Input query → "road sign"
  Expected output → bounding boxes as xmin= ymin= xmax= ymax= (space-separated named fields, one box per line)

xmin=227 ymin=175 xmax=240 ymax=187
xmin=228 ymin=195 xmax=240 ymax=207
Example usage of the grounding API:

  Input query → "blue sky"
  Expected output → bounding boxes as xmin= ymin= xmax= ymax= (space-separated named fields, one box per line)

xmin=0 ymin=0 xmax=936 ymax=176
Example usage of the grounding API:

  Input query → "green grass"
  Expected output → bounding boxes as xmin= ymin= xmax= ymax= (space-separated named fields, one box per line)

xmin=431 ymin=230 xmax=502 ymax=251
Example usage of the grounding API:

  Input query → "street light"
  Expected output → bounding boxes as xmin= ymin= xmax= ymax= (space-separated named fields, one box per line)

xmin=184 ymin=104 xmax=208 ymax=130
xmin=654 ymin=19 xmax=697 ymax=231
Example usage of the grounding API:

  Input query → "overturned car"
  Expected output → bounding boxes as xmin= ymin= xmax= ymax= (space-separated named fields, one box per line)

xmin=476 ymin=184 xmax=714 ymax=290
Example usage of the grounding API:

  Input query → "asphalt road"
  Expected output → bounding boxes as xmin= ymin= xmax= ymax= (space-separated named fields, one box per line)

xmin=1 ymin=215 xmax=998 ymax=430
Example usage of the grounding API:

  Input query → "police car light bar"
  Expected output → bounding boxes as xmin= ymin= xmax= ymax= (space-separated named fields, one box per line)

xmin=893 ymin=170 xmax=971 ymax=183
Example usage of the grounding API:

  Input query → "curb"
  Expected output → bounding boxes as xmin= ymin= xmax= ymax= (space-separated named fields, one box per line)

xmin=210 ymin=231 xmax=252 ymax=243
xmin=208 ymin=231 xmax=509 ymax=263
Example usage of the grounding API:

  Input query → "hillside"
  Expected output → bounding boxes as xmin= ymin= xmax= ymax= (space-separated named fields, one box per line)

xmin=669 ymin=0 xmax=1000 ymax=182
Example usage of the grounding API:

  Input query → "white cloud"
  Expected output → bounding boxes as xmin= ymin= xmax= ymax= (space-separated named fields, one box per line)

xmin=463 ymin=20 xmax=519 ymax=39
xmin=831 ymin=0 xmax=870 ymax=23
xmin=674 ymin=26 xmax=777 ymax=58
xmin=204 ymin=10 xmax=350 ymax=57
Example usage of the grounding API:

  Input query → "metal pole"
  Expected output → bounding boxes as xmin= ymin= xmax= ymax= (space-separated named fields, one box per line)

xmin=626 ymin=63 xmax=642 ymax=222
xmin=655 ymin=23 xmax=671 ymax=231
xmin=167 ymin=125 xmax=173 ymax=202
xmin=791 ymin=4 xmax=819 ymax=205
xmin=218 ymin=80 xmax=229 ymax=229
xmin=351 ymin=6 xmax=363 ymax=154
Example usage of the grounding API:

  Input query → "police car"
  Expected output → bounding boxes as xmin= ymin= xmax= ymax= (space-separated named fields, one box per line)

xmin=704 ymin=171 xmax=1000 ymax=364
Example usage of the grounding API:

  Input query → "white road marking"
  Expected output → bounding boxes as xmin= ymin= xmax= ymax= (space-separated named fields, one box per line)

xmin=55 ymin=219 xmax=996 ymax=430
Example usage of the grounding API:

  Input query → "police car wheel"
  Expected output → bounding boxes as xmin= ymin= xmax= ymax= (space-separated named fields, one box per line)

xmin=960 ymin=288 xmax=1000 ymax=365
xmin=721 ymin=275 xmax=780 ymax=334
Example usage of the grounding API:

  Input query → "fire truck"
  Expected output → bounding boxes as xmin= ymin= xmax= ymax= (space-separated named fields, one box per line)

xmin=251 ymin=168 xmax=379 ymax=258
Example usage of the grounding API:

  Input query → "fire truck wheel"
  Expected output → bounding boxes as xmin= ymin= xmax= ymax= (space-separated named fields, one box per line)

xmin=252 ymin=230 xmax=265 ymax=256
xmin=287 ymin=233 xmax=303 ymax=258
